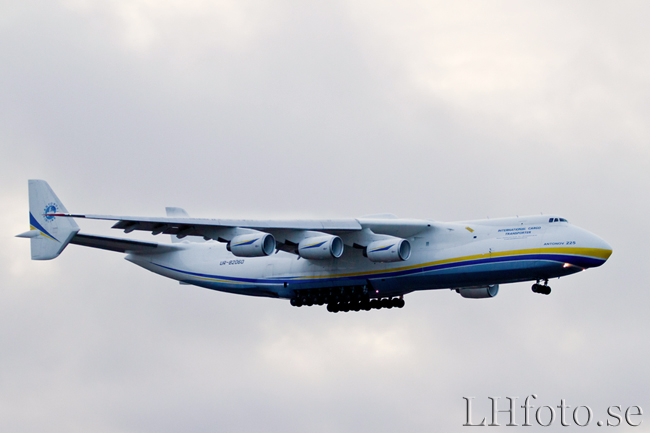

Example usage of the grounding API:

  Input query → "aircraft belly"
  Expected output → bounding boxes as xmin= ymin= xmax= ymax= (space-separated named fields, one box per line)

xmin=412 ymin=259 xmax=579 ymax=289
xmin=125 ymin=247 xmax=285 ymax=298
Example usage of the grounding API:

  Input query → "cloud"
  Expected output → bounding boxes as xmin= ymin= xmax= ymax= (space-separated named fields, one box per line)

xmin=1 ymin=1 xmax=648 ymax=432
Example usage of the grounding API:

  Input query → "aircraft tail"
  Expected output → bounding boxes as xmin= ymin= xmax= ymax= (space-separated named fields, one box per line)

xmin=166 ymin=207 xmax=205 ymax=243
xmin=16 ymin=180 xmax=80 ymax=260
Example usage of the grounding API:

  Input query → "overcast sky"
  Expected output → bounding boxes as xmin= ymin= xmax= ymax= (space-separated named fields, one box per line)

xmin=2 ymin=1 xmax=650 ymax=431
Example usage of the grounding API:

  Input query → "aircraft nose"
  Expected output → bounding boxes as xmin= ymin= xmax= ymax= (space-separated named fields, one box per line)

xmin=589 ymin=232 xmax=613 ymax=265
xmin=571 ymin=225 xmax=612 ymax=268
xmin=598 ymin=237 xmax=613 ymax=259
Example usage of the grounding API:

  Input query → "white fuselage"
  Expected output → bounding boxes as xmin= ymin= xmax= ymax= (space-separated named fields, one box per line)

xmin=125 ymin=215 xmax=612 ymax=299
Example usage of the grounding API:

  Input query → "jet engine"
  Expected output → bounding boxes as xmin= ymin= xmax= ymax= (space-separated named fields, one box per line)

xmin=227 ymin=233 xmax=275 ymax=257
xmin=456 ymin=284 xmax=499 ymax=299
xmin=365 ymin=238 xmax=411 ymax=263
xmin=298 ymin=235 xmax=344 ymax=260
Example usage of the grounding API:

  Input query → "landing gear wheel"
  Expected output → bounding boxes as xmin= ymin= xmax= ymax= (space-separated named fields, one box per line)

xmin=327 ymin=303 xmax=339 ymax=313
xmin=324 ymin=295 xmax=406 ymax=312
xmin=532 ymin=282 xmax=551 ymax=295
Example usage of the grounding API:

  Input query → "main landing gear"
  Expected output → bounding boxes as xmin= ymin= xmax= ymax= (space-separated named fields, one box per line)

xmin=327 ymin=297 xmax=405 ymax=313
xmin=532 ymin=279 xmax=551 ymax=295
xmin=289 ymin=286 xmax=405 ymax=312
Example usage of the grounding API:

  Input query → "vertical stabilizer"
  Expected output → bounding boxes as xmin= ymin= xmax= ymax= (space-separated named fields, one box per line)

xmin=165 ymin=207 xmax=205 ymax=243
xmin=23 ymin=180 xmax=80 ymax=260
xmin=165 ymin=207 xmax=190 ymax=218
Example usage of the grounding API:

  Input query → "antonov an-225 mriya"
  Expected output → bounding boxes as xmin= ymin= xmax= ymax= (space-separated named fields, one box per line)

xmin=18 ymin=180 xmax=612 ymax=312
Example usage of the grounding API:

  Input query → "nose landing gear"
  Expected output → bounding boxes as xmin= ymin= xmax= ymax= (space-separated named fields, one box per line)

xmin=532 ymin=280 xmax=551 ymax=295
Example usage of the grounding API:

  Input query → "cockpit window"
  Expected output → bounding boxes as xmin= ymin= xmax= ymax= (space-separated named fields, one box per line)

xmin=549 ymin=218 xmax=553 ymax=223
xmin=559 ymin=218 xmax=568 ymax=222
xmin=549 ymin=217 xmax=569 ymax=223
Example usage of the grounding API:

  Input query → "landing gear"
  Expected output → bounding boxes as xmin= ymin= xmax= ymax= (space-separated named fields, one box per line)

xmin=532 ymin=280 xmax=551 ymax=295
xmin=290 ymin=286 xmax=405 ymax=312
xmin=290 ymin=298 xmax=300 ymax=307
xmin=327 ymin=296 xmax=404 ymax=313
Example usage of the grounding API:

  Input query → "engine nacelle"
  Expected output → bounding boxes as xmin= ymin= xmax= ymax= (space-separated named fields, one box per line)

xmin=365 ymin=238 xmax=411 ymax=263
xmin=227 ymin=233 xmax=275 ymax=257
xmin=298 ymin=235 xmax=344 ymax=260
xmin=456 ymin=284 xmax=499 ymax=299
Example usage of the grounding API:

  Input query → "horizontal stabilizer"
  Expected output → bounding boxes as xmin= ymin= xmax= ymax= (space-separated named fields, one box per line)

xmin=70 ymin=233 xmax=162 ymax=253
xmin=16 ymin=230 xmax=41 ymax=238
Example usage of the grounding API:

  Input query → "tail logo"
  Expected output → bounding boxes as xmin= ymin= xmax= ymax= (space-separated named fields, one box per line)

xmin=43 ymin=203 xmax=58 ymax=222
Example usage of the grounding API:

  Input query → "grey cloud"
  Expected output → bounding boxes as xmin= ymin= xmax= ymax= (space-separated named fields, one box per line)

xmin=1 ymin=1 xmax=649 ymax=432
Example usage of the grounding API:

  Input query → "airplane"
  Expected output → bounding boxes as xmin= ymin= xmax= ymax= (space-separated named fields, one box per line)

xmin=17 ymin=180 xmax=613 ymax=312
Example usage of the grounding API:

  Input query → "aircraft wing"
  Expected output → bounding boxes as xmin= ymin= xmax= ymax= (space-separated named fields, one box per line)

xmin=51 ymin=213 xmax=433 ymax=250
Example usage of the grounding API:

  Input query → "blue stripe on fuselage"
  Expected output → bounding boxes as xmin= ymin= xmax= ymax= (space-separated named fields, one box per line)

xmin=151 ymin=252 xmax=605 ymax=286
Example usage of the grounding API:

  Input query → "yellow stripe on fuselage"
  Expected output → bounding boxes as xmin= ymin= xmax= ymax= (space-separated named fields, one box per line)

xmin=192 ymin=276 xmax=251 ymax=284
xmin=291 ymin=247 xmax=613 ymax=281
xmin=180 ymin=247 xmax=612 ymax=286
